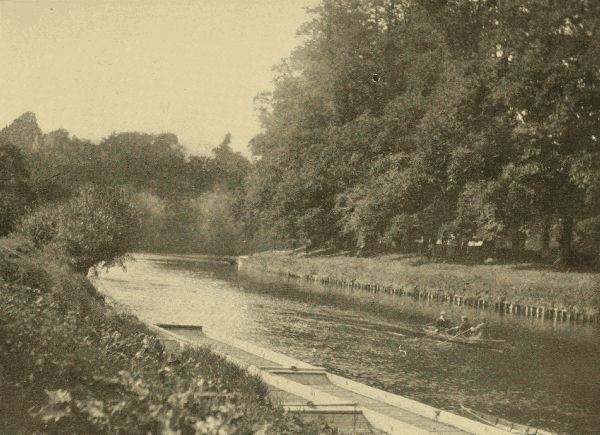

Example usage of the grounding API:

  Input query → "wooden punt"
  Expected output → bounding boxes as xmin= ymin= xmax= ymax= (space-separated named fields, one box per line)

xmin=460 ymin=406 xmax=555 ymax=435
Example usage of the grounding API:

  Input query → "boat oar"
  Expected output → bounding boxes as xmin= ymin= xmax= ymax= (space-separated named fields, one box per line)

xmin=455 ymin=322 xmax=485 ymax=338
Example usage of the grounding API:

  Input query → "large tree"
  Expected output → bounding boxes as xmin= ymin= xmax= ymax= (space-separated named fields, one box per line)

xmin=479 ymin=0 xmax=600 ymax=263
xmin=0 ymin=142 xmax=32 ymax=235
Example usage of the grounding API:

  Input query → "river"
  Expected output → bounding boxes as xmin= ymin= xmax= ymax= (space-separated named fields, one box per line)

xmin=97 ymin=253 xmax=600 ymax=434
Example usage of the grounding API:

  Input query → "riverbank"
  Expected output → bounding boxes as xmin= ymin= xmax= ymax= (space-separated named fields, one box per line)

xmin=242 ymin=251 xmax=600 ymax=321
xmin=0 ymin=238 xmax=329 ymax=434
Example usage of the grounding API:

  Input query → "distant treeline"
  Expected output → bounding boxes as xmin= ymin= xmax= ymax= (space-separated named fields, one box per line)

xmin=0 ymin=113 xmax=249 ymax=255
xmin=243 ymin=0 xmax=600 ymax=266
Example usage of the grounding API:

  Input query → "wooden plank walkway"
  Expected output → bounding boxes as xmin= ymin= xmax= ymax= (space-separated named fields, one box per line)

xmin=150 ymin=324 xmax=511 ymax=435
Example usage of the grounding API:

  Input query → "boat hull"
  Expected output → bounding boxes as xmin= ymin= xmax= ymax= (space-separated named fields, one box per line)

xmin=422 ymin=327 xmax=506 ymax=348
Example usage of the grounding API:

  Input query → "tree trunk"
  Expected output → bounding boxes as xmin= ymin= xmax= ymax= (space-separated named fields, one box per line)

xmin=510 ymin=227 xmax=525 ymax=260
xmin=557 ymin=216 xmax=574 ymax=266
xmin=541 ymin=217 xmax=551 ymax=258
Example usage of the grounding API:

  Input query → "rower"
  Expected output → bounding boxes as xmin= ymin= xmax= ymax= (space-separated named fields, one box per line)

xmin=435 ymin=311 xmax=451 ymax=331
xmin=458 ymin=315 xmax=472 ymax=334
xmin=449 ymin=316 xmax=474 ymax=336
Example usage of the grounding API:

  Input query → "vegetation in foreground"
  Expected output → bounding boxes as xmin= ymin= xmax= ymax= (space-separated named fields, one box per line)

xmin=0 ymin=236 xmax=331 ymax=434
xmin=247 ymin=250 xmax=600 ymax=314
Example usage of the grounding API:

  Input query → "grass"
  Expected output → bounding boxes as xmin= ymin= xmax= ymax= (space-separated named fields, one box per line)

xmin=245 ymin=250 xmax=600 ymax=314
xmin=0 ymin=237 xmax=332 ymax=434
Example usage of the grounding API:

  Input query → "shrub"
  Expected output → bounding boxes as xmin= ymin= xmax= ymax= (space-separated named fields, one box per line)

xmin=16 ymin=185 xmax=140 ymax=273
xmin=16 ymin=206 xmax=60 ymax=248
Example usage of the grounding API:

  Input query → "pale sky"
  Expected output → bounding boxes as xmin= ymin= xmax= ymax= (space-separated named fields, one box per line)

xmin=0 ymin=0 xmax=317 ymax=155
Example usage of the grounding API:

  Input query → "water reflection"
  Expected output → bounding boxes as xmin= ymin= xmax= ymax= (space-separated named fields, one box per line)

xmin=98 ymin=254 xmax=600 ymax=434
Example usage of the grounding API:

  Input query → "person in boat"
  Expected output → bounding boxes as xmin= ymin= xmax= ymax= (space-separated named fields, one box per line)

xmin=435 ymin=311 xmax=451 ymax=331
xmin=448 ymin=316 xmax=481 ymax=337
xmin=456 ymin=316 xmax=473 ymax=335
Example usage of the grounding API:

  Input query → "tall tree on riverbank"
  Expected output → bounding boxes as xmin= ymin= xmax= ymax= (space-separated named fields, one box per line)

xmin=244 ymin=0 xmax=600 ymax=264
xmin=477 ymin=0 xmax=600 ymax=264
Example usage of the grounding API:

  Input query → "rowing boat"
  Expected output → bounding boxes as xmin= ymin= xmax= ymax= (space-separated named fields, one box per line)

xmin=459 ymin=405 xmax=555 ymax=435
xmin=422 ymin=326 xmax=506 ymax=347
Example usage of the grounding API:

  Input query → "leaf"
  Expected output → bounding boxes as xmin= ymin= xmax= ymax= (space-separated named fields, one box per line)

xmin=253 ymin=423 xmax=272 ymax=435
xmin=92 ymin=374 xmax=120 ymax=385
xmin=35 ymin=405 xmax=71 ymax=423
xmin=45 ymin=388 xmax=72 ymax=404
xmin=76 ymin=399 xmax=108 ymax=424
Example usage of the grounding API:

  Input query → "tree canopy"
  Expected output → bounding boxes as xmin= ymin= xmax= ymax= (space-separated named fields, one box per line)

xmin=242 ymin=0 xmax=600 ymax=264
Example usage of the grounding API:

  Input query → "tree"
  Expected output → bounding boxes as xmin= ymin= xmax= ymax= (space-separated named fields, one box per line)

xmin=97 ymin=132 xmax=189 ymax=197
xmin=0 ymin=142 xmax=32 ymax=235
xmin=210 ymin=134 xmax=251 ymax=192
xmin=479 ymin=0 xmax=600 ymax=264
xmin=0 ymin=112 xmax=42 ymax=153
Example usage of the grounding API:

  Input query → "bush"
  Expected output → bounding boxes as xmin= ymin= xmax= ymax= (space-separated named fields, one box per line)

xmin=16 ymin=185 xmax=140 ymax=273
xmin=16 ymin=206 xmax=60 ymax=248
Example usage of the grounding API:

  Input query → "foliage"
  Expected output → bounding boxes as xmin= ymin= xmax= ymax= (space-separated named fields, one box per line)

xmin=0 ymin=112 xmax=255 ymax=255
xmin=210 ymin=134 xmax=252 ymax=192
xmin=242 ymin=0 xmax=600 ymax=266
xmin=17 ymin=185 xmax=140 ymax=273
xmin=0 ymin=142 xmax=32 ymax=236
xmin=133 ymin=190 xmax=244 ymax=255
xmin=0 ymin=112 xmax=42 ymax=152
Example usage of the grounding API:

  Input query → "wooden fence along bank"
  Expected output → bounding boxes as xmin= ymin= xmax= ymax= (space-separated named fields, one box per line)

xmin=237 ymin=256 xmax=599 ymax=325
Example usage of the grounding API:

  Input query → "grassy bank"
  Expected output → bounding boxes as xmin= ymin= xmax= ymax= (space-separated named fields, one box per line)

xmin=245 ymin=251 xmax=600 ymax=315
xmin=0 ymin=237 xmax=330 ymax=434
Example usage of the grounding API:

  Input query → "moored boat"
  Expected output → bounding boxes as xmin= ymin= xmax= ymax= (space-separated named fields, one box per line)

xmin=459 ymin=405 xmax=555 ymax=435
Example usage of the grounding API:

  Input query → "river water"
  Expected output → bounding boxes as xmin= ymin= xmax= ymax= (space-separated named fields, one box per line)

xmin=97 ymin=254 xmax=600 ymax=434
